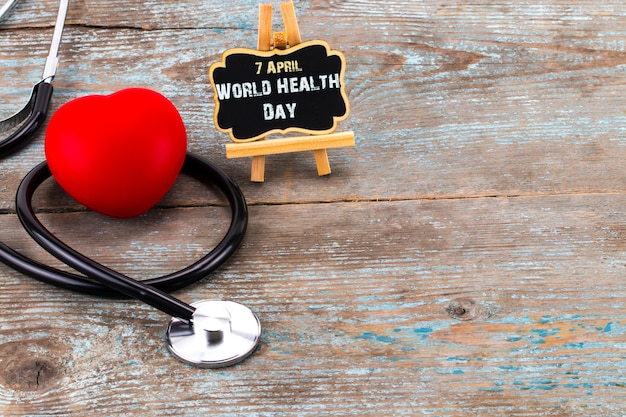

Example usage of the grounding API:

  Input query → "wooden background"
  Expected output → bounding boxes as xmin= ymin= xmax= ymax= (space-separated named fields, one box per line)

xmin=1 ymin=0 xmax=626 ymax=415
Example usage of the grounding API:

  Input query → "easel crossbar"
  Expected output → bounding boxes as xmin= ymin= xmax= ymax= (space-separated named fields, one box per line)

xmin=225 ymin=131 xmax=355 ymax=158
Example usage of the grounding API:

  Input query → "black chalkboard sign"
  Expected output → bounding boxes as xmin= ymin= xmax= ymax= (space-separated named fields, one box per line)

xmin=209 ymin=40 xmax=350 ymax=142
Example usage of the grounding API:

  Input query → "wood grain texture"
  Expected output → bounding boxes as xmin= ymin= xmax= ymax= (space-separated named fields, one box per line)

xmin=1 ymin=0 xmax=626 ymax=415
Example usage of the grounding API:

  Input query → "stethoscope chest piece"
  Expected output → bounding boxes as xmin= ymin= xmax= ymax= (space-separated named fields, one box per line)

xmin=167 ymin=299 xmax=261 ymax=368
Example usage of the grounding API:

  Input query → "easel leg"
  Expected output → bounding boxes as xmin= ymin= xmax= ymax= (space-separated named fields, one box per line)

xmin=257 ymin=4 xmax=273 ymax=51
xmin=250 ymin=4 xmax=273 ymax=183
xmin=251 ymin=154 xmax=266 ymax=182
xmin=251 ymin=135 xmax=267 ymax=182
xmin=313 ymin=149 xmax=331 ymax=176
xmin=280 ymin=1 xmax=302 ymax=45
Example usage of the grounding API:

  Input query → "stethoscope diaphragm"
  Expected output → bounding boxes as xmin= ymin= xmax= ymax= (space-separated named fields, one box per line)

xmin=167 ymin=299 xmax=261 ymax=368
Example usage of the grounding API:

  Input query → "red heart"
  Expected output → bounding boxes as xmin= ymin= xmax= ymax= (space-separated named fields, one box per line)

xmin=45 ymin=88 xmax=187 ymax=218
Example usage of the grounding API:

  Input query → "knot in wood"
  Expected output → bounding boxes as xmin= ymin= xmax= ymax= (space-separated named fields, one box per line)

xmin=446 ymin=298 xmax=477 ymax=321
xmin=1 ymin=358 xmax=59 ymax=392
xmin=0 ymin=339 xmax=66 ymax=392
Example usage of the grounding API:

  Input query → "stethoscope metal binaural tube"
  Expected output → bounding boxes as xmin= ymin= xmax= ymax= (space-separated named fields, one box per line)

xmin=0 ymin=0 xmax=18 ymax=19
xmin=0 ymin=0 xmax=68 ymax=157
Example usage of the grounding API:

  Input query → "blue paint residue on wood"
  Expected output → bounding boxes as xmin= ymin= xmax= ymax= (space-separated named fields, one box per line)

xmin=359 ymin=332 xmax=395 ymax=343
xmin=414 ymin=327 xmax=433 ymax=334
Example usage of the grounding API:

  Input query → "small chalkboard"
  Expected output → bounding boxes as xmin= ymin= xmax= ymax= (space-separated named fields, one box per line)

xmin=209 ymin=40 xmax=350 ymax=142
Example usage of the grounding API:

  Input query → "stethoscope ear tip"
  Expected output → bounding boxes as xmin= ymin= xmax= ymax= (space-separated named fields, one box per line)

xmin=166 ymin=299 xmax=261 ymax=368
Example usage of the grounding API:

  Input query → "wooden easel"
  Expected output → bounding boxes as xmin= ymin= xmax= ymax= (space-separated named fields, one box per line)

xmin=224 ymin=1 xmax=355 ymax=182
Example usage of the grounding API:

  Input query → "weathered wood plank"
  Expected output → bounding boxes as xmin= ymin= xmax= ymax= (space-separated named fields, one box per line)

xmin=2 ymin=0 xmax=626 ymax=415
xmin=0 ymin=196 xmax=625 ymax=415
xmin=1 ymin=1 xmax=626 ymax=205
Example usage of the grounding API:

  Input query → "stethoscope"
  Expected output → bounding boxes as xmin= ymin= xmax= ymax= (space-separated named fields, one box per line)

xmin=0 ymin=0 xmax=64 ymax=157
xmin=0 ymin=0 xmax=262 ymax=367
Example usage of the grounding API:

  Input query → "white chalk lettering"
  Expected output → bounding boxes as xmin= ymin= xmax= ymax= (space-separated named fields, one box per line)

xmin=231 ymin=84 xmax=242 ymax=98
xmin=275 ymin=104 xmax=287 ymax=119
xmin=261 ymin=80 xmax=272 ymax=95
xmin=275 ymin=74 xmax=340 ymax=94
xmin=285 ymin=102 xmax=296 ymax=118
xmin=298 ymin=77 xmax=310 ymax=92
xmin=215 ymin=83 xmax=231 ymax=100
xmin=263 ymin=103 xmax=273 ymax=120
xmin=318 ymin=74 xmax=327 ymax=89
xmin=328 ymin=73 xmax=340 ymax=89
xmin=305 ymin=76 xmax=320 ymax=91
xmin=263 ymin=103 xmax=297 ymax=120
xmin=215 ymin=81 xmax=272 ymax=100
xmin=276 ymin=78 xmax=289 ymax=94
xmin=289 ymin=77 xmax=299 ymax=93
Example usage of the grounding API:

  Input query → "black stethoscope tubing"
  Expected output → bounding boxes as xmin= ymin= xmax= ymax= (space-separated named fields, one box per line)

xmin=0 ymin=82 xmax=54 ymax=158
xmin=0 ymin=152 xmax=248 ymax=322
